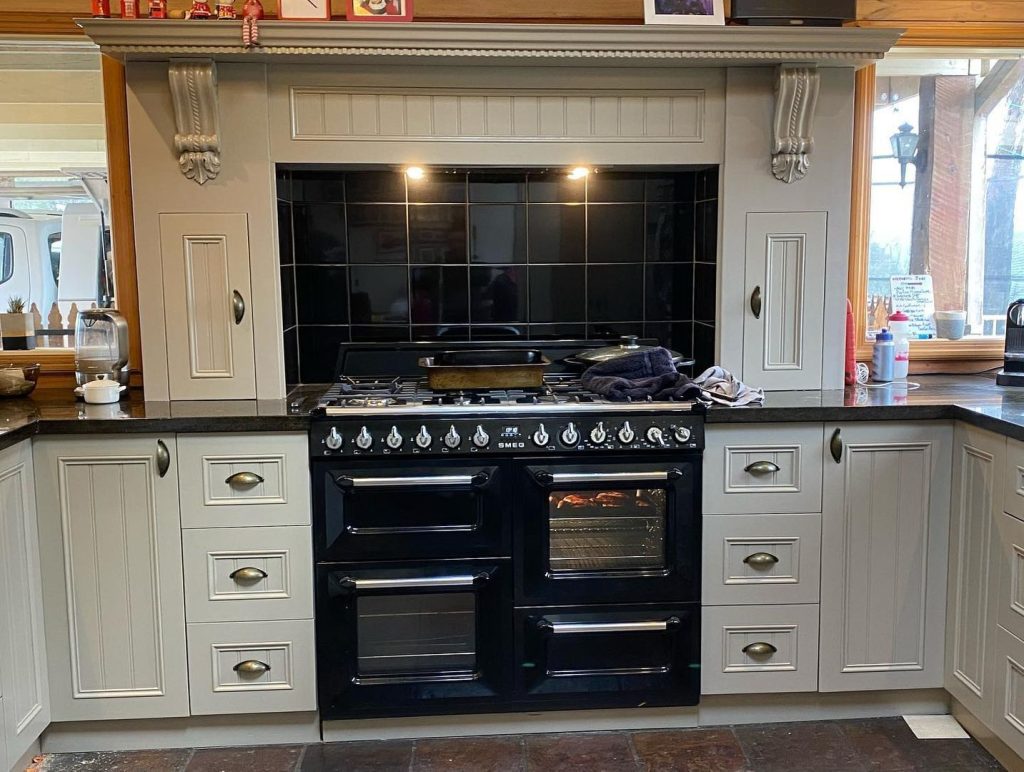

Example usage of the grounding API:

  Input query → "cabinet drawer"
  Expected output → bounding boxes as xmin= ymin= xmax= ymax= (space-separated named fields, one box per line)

xmin=704 ymin=425 xmax=823 ymax=515
xmin=186 ymin=620 xmax=316 ymax=716
xmin=1006 ymin=438 xmax=1024 ymax=522
xmin=182 ymin=526 xmax=313 ymax=623
xmin=178 ymin=434 xmax=310 ymax=528
xmin=701 ymin=604 xmax=819 ymax=695
xmin=703 ymin=514 xmax=821 ymax=605
xmin=992 ymin=626 xmax=1024 ymax=758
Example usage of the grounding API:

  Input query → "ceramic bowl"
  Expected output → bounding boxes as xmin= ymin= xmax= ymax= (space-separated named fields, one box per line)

xmin=0 ymin=364 xmax=40 ymax=398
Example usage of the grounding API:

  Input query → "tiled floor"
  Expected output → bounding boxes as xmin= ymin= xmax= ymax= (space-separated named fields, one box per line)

xmin=35 ymin=718 xmax=1005 ymax=772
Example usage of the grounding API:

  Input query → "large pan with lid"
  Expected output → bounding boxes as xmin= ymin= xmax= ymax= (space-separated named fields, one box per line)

xmin=566 ymin=336 xmax=696 ymax=369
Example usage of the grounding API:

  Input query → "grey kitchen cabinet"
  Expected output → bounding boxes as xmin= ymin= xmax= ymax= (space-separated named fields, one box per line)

xmin=159 ymin=213 xmax=257 ymax=401
xmin=741 ymin=212 xmax=828 ymax=392
xmin=0 ymin=442 xmax=49 ymax=771
xmin=35 ymin=436 xmax=190 ymax=721
xmin=945 ymin=425 xmax=1004 ymax=726
xmin=818 ymin=422 xmax=952 ymax=692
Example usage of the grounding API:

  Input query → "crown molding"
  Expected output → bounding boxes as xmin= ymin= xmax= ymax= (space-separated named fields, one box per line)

xmin=78 ymin=19 xmax=902 ymax=68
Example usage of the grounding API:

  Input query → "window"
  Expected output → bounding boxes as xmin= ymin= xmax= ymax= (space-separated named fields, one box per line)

xmin=0 ymin=233 xmax=13 ymax=285
xmin=47 ymin=232 xmax=61 ymax=284
xmin=863 ymin=55 xmax=1024 ymax=348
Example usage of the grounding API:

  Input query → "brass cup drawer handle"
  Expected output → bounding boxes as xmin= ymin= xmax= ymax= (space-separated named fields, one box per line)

xmin=744 ymin=461 xmax=781 ymax=476
xmin=743 ymin=552 xmax=780 ymax=570
xmin=742 ymin=642 xmax=778 ymax=658
xmin=230 ymin=566 xmax=268 ymax=584
xmin=233 ymin=659 xmax=270 ymax=676
xmin=225 ymin=471 xmax=265 ymax=489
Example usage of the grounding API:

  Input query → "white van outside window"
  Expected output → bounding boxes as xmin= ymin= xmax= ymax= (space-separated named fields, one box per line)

xmin=0 ymin=233 xmax=13 ymax=285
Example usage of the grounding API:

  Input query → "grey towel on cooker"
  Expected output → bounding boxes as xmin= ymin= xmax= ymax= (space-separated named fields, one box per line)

xmin=693 ymin=366 xmax=765 ymax=407
xmin=580 ymin=348 xmax=702 ymax=402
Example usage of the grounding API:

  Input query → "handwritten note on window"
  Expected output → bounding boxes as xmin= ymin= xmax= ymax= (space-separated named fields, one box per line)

xmin=890 ymin=275 xmax=936 ymax=338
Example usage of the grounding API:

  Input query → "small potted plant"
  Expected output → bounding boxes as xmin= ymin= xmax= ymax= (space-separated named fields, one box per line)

xmin=0 ymin=297 xmax=36 ymax=350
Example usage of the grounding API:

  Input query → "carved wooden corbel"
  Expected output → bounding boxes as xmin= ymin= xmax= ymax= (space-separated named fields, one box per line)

xmin=771 ymin=65 xmax=820 ymax=184
xmin=168 ymin=60 xmax=221 ymax=185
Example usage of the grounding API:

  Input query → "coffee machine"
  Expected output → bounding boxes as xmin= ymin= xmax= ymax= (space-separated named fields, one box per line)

xmin=75 ymin=308 xmax=129 ymax=387
xmin=997 ymin=299 xmax=1024 ymax=387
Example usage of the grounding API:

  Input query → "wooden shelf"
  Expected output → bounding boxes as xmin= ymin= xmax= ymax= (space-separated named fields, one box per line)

xmin=79 ymin=19 xmax=902 ymax=67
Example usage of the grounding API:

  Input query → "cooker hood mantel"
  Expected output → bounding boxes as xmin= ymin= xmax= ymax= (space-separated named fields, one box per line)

xmin=78 ymin=19 xmax=901 ymax=69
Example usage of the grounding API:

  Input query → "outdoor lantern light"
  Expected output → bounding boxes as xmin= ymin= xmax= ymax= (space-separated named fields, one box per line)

xmin=890 ymin=122 xmax=920 ymax=188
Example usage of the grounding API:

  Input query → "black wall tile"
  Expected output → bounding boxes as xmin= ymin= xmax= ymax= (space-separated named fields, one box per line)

xmin=292 ymin=170 xmax=345 ymax=203
xmin=275 ymin=169 xmax=292 ymax=202
xmin=529 ymin=266 xmax=585 ymax=323
xmin=588 ymin=322 xmax=643 ymax=340
xmin=694 ymin=322 xmax=717 ymax=373
xmin=645 ymin=321 xmax=694 ymax=364
xmin=283 ymin=326 xmax=299 ymax=385
xmin=296 ymin=265 xmax=348 ymax=325
xmin=694 ymin=263 xmax=717 ymax=323
xmin=471 ymin=266 xmax=525 ymax=323
xmin=696 ymin=165 xmax=719 ymax=201
xmin=587 ymin=172 xmax=645 ymax=203
xmin=408 ymin=173 xmax=467 ymax=204
xmin=293 ymin=204 xmax=346 ymax=264
xmin=695 ymin=200 xmax=719 ymax=263
xmin=347 ymin=205 xmax=407 ymax=264
xmin=281 ymin=267 xmax=296 ymax=330
xmin=529 ymin=323 xmax=586 ymax=340
xmin=647 ymin=203 xmax=694 ymax=263
xmin=588 ymin=265 xmax=643 ymax=322
xmin=528 ymin=205 xmax=585 ymax=263
xmin=470 ymin=205 xmax=527 ymax=263
xmin=589 ymin=204 xmax=644 ymax=263
xmin=351 ymin=325 xmax=408 ymax=341
xmin=646 ymin=264 xmax=694 ymax=322
xmin=410 ymin=266 xmax=469 ymax=324
xmin=299 ymin=325 xmax=349 ymax=383
xmin=350 ymin=265 xmax=409 ymax=324
xmin=278 ymin=202 xmax=293 ymax=265
xmin=647 ymin=171 xmax=696 ymax=203
xmin=528 ymin=173 xmax=586 ymax=203
xmin=469 ymin=172 xmax=526 ymax=203
xmin=345 ymin=171 xmax=405 ymax=203
xmin=409 ymin=205 xmax=467 ymax=264
xmin=472 ymin=324 xmax=528 ymax=340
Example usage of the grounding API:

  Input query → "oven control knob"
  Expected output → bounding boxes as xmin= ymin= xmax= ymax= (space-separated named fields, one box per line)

xmin=355 ymin=426 xmax=373 ymax=450
xmin=532 ymin=424 xmax=550 ymax=447
xmin=444 ymin=425 xmax=462 ymax=449
xmin=589 ymin=422 xmax=608 ymax=445
xmin=673 ymin=426 xmax=692 ymax=444
xmin=472 ymin=425 xmax=490 ymax=448
xmin=386 ymin=426 xmax=403 ymax=450
xmin=325 ymin=427 xmax=344 ymax=451
xmin=560 ymin=422 xmax=580 ymax=447
xmin=618 ymin=422 xmax=636 ymax=445
xmin=646 ymin=427 xmax=667 ymax=446
xmin=415 ymin=426 xmax=432 ymax=449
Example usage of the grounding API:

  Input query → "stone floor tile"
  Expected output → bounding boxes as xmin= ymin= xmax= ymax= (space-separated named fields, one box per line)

xmin=524 ymin=732 xmax=636 ymax=771
xmin=184 ymin=744 xmax=303 ymax=772
xmin=733 ymin=721 xmax=864 ymax=772
xmin=631 ymin=728 xmax=749 ymax=772
xmin=412 ymin=735 xmax=525 ymax=772
xmin=299 ymin=740 xmax=413 ymax=772
xmin=840 ymin=717 xmax=1003 ymax=771
xmin=40 ymin=749 xmax=192 ymax=772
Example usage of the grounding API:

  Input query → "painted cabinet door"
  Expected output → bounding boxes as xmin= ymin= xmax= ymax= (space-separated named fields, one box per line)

xmin=945 ymin=425 xmax=1003 ymax=725
xmin=160 ymin=213 xmax=256 ymax=400
xmin=819 ymin=422 xmax=952 ymax=692
xmin=35 ymin=436 xmax=189 ymax=721
xmin=0 ymin=442 xmax=49 ymax=767
xmin=742 ymin=212 xmax=827 ymax=391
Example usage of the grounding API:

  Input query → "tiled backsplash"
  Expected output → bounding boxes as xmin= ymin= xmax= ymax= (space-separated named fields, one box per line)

xmin=278 ymin=167 xmax=718 ymax=384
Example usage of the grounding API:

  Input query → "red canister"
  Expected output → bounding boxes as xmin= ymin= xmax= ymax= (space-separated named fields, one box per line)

xmin=91 ymin=0 xmax=111 ymax=17
xmin=148 ymin=0 xmax=168 ymax=17
xmin=120 ymin=0 xmax=139 ymax=17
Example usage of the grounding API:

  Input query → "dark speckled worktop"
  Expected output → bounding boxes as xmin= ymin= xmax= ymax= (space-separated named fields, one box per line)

xmin=0 ymin=375 xmax=1022 ymax=452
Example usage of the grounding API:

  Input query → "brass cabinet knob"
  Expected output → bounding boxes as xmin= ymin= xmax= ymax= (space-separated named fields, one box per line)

xmin=744 ymin=460 xmax=781 ymax=476
xmin=225 ymin=471 xmax=265 ymax=489
xmin=742 ymin=642 xmax=778 ymax=658
xmin=229 ymin=566 xmax=268 ymax=584
xmin=233 ymin=659 xmax=270 ymax=675
xmin=743 ymin=552 xmax=780 ymax=570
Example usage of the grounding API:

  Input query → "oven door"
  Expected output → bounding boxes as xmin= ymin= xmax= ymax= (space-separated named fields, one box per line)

xmin=317 ymin=561 xmax=512 ymax=719
xmin=516 ymin=604 xmax=699 ymax=709
xmin=314 ymin=460 xmax=511 ymax=562
xmin=516 ymin=457 xmax=699 ymax=605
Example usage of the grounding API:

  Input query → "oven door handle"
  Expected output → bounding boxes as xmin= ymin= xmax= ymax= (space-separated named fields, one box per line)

xmin=537 ymin=618 xmax=681 ymax=635
xmin=334 ymin=471 xmax=490 ymax=490
xmin=532 ymin=469 xmax=682 ymax=486
xmin=337 ymin=571 xmax=492 ymax=592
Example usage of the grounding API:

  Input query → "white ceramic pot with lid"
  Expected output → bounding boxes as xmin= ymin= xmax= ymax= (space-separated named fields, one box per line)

xmin=78 ymin=374 xmax=124 ymax=404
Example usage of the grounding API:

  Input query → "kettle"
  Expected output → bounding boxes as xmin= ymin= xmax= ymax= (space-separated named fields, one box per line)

xmin=75 ymin=308 xmax=129 ymax=387
xmin=997 ymin=299 xmax=1024 ymax=387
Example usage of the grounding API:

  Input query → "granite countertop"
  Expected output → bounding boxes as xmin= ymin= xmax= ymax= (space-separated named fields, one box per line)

xmin=0 ymin=375 xmax=1021 ymax=452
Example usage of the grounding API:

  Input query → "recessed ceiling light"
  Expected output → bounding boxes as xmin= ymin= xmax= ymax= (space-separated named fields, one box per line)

xmin=405 ymin=166 xmax=426 ymax=181
xmin=567 ymin=166 xmax=591 ymax=180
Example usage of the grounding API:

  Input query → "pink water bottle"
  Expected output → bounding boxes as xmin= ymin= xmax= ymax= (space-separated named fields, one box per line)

xmin=888 ymin=310 xmax=911 ymax=380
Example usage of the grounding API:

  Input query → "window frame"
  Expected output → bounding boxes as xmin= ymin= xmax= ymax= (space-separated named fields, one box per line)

xmin=848 ymin=42 xmax=1024 ymax=365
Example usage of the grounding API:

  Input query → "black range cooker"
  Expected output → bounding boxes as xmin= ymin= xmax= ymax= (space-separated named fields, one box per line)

xmin=310 ymin=341 xmax=704 ymax=720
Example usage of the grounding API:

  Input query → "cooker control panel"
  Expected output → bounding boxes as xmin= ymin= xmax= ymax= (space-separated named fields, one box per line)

xmin=312 ymin=416 xmax=704 ymax=457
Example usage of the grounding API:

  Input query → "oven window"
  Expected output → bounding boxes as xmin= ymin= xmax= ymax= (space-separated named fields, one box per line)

xmin=548 ymin=489 xmax=667 ymax=573
xmin=357 ymin=593 xmax=477 ymax=676
xmin=342 ymin=487 xmax=482 ymax=534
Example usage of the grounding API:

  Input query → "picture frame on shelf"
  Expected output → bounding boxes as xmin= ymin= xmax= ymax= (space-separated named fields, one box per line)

xmin=279 ymin=0 xmax=331 ymax=20
xmin=346 ymin=0 xmax=413 ymax=22
xmin=644 ymin=0 xmax=725 ymax=25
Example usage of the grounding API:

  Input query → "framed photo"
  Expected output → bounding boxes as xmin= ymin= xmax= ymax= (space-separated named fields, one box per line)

xmin=279 ymin=0 xmax=331 ymax=20
xmin=346 ymin=0 xmax=413 ymax=22
xmin=644 ymin=0 xmax=725 ymax=25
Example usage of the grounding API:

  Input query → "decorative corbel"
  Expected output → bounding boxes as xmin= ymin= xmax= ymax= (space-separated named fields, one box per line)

xmin=771 ymin=65 xmax=820 ymax=184
xmin=168 ymin=60 xmax=221 ymax=185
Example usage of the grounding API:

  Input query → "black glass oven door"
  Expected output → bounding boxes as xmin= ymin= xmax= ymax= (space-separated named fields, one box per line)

xmin=516 ymin=458 xmax=699 ymax=605
xmin=317 ymin=561 xmax=512 ymax=719
xmin=315 ymin=461 xmax=510 ymax=561
xmin=516 ymin=605 xmax=700 ymax=709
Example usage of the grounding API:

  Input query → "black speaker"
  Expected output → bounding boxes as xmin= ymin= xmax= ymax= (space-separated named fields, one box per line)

xmin=730 ymin=0 xmax=856 ymax=26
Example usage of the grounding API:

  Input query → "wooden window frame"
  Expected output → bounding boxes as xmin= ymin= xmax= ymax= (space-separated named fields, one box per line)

xmin=848 ymin=32 xmax=1024 ymax=365
xmin=2 ymin=54 xmax=141 ymax=388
